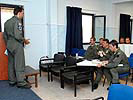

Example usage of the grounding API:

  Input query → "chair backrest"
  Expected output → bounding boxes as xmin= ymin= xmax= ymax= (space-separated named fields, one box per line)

xmin=119 ymin=72 xmax=129 ymax=78
xmin=78 ymin=49 xmax=86 ymax=56
xmin=130 ymin=53 xmax=133 ymax=58
xmin=71 ymin=48 xmax=79 ymax=56
xmin=108 ymin=84 xmax=133 ymax=100
xmin=54 ymin=54 xmax=65 ymax=62
xmin=128 ymin=57 xmax=133 ymax=68
xmin=65 ymin=56 xmax=77 ymax=66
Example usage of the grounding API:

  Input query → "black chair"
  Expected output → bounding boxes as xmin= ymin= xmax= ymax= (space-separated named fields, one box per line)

xmin=60 ymin=57 xmax=94 ymax=97
xmin=50 ymin=54 xmax=65 ymax=81
xmin=51 ymin=56 xmax=77 ymax=82
xmin=39 ymin=53 xmax=65 ymax=82
xmin=39 ymin=56 xmax=53 ymax=76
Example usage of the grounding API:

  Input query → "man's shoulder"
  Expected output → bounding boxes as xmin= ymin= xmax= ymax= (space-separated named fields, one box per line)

xmin=5 ymin=16 xmax=17 ymax=26
xmin=6 ymin=16 xmax=17 ymax=22
xmin=116 ymin=49 xmax=126 ymax=57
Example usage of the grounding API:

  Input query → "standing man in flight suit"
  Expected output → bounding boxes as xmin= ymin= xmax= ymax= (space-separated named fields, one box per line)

xmin=3 ymin=6 xmax=31 ymax=88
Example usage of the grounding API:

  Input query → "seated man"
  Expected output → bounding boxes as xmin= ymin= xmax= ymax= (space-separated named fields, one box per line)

xmin=119 ymin=37 xmax=125 ymax=44
xmin=97 ymin=38 xmax=104 ymax=51
xmin=125 ymin=37 xmax=131 ymax=44
xmin=93 ymin=39 xmax=113 ymax=89
xmin=84 ymin=37 xmax=99 ymax=60
xmin=98 ymin=39 xmax=113 ymax=60
xmin=97 ymin=40 xmax=129 ymax=85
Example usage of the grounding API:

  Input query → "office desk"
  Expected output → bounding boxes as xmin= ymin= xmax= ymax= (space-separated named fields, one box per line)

xmin=119 ymin=44 xmax=133 ymax=57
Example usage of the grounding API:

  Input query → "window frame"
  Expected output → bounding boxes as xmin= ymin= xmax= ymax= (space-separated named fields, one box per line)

xmin=82 ymin=13 xmax=94 ymax=45
xmin=94 ymin=15 xmax=106 ymax=43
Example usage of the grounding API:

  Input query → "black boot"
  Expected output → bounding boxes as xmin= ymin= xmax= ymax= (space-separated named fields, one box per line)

xmin=17 ymin=84 xmax=32 ymax=89
xmin=9 ymin=83 xmax=17 ymax=87
xmin=93 ymin=83 xmax=98 ymax=90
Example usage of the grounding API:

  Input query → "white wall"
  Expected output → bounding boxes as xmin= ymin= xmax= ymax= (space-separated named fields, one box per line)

xmin=1 ymin=0 xmax=48 ymax=69
xmin=58 ymin=0 xmax=116 ymax=40
xmin=113 ymin=0 xmax=133 ymax=3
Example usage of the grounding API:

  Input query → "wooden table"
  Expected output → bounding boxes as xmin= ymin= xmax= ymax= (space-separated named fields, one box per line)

xmin=25 ymin=66 xmax=39 ymax=88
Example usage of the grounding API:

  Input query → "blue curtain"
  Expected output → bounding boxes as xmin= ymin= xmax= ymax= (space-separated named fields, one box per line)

xmin=65 ymin=6 xmax=83 ymax=55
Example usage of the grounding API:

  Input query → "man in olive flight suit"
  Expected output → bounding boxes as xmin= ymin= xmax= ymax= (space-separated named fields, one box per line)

xmin=93 ymin=39 xmax=113 ymax=90
xmin=97 ymin=37 xmax=104 ymax=52
xmin=96 ymin=40 xmax=129 ymax=88
xmin=3 ymin=6 xmax=31 ymax=89
xmin=84 ymin=37 xmax=99 ymax=60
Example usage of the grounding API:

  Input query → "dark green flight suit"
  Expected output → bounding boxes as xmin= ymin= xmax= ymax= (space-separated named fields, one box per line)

xmin=84 ymin=44 xmax=99 ymax=60
xmin=97 ymin=44 xmax=103 ymax=52
xmin=94 ymin=48 xmax=113 ymax=84
xmin=105 ymin=48 xmax=129 ymax=83
xmin=3 ymin=16 xmax=27 ymax=86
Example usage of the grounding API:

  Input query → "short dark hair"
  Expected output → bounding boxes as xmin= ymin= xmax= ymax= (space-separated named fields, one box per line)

xmin=99 ymin=38 xmax=104 ymax=41
xmin=109 ymin=40 xmax=118 ymax=48
xmin=103 ymin=39 xmax=109 ymax=44
xmin=13 ymin=6 xmax=24 ymax=15
xmin=91 ymin=37 xmax=96 ymax=41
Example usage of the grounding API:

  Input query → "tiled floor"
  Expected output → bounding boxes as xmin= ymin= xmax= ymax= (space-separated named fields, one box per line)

xmin=31 ymin=72 xmax=133 ymax=100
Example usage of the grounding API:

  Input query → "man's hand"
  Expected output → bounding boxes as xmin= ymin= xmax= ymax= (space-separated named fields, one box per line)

xmin=100 ymin=61 xmax=109 ymax=67
xmin=24 ymin=39 xmax=30 ymax=45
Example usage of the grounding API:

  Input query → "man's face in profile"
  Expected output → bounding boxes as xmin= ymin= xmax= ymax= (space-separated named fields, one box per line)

xmin=90 ymin=38 xmax=95 ymax=45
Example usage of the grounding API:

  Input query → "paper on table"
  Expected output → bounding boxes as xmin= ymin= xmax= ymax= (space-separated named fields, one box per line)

xmin=77 ymin=60 xmax=102 ymax=66
xmin=4 ymin=49 xmax=8 ymax=56
xmin=91 ymin=59 xmax=102 ymax=64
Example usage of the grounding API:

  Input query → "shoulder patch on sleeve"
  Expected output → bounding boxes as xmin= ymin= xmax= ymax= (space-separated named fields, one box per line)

xmin=18 ymin=23 xmax=22 ymax=31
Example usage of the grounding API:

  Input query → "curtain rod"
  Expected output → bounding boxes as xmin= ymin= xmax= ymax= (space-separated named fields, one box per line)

xmin=82 ymin=8 xmax=98 ymax=12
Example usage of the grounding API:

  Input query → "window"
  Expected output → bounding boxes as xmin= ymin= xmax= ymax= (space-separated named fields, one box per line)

xmin=82 ymin=14 xmax=106 ymax=43
xmin=94 ymin=16 xmax=106 ymax=42
xmin=82 ymin=13 xmax=94 ymax=44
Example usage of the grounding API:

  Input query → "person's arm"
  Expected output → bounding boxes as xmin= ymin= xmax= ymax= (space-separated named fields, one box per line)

xmin=103 ymin=50 xmax=113 ymax=60
xmin=13 ymin=21 xmax=30 ymax=45
xmin=13 ymin=21 xmax=24 ymax=43
xmin=105 ymin=54 xmax=122 ymax=68
xmin=3 ymin=32 xmax=8 ymax=45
